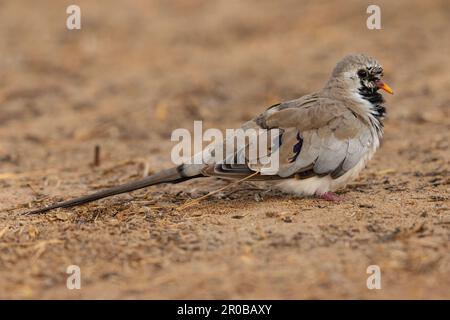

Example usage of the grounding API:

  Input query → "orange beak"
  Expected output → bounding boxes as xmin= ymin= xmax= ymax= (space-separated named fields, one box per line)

xmin=376 ymin=80 xmax=394 ymax=94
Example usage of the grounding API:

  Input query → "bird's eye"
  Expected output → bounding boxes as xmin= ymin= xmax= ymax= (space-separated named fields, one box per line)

xmin=357 ymin=69 xmax=368 ymax=78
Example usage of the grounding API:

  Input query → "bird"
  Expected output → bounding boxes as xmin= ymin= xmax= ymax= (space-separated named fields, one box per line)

xmin=26 ymin=53 xmax=393 ymax=214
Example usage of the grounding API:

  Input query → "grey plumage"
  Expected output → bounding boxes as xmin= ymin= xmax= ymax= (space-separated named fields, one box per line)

xmin=26 ymin=53 xmax=392 ymax=214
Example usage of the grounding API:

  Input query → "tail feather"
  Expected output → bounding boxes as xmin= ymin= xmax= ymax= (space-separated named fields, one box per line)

xmin=25 ymin=165 xmax=202 ymax=215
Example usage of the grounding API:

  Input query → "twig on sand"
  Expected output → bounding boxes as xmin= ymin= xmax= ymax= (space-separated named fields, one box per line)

xmin=93 ymin=145 xmax=101 ymax=167
xmin=177 ymin=171 xmax=259 ymax=211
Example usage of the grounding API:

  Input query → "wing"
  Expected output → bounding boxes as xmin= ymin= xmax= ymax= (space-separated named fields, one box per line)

xmin=202 ymin=95 xmax=373 ymax=180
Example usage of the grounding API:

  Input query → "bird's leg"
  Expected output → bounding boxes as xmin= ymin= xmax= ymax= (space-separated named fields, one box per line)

xmin=315 ymin=191 xmax=346 ymax=202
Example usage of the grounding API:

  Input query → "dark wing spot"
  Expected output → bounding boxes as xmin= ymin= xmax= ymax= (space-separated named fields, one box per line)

xmin=266 ymin=103 xmax=281 ymax=110
xmin=288 ymin=131 xmax=303 ymax=163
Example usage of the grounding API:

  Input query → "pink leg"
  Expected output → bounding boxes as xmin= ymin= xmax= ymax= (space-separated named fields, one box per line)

xmin=315 ymin=191 xmax=346 ymax=202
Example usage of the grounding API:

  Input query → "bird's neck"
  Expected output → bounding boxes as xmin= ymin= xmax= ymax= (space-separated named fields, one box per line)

xmin=322 ymin=80 xmax=386 ymax=137
xmin=358 ymin=86 xmax=386 ymax=119
xmin=353 ymin=85 xmax=386 ymax=139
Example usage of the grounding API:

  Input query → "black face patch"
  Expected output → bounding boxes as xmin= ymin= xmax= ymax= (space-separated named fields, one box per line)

xmin=359 ymin=86 xmax=385 ymax=106
xmin=358 ymin=81 xmax=386 ymax=135
xmin=356 ymin=65 xmax=386 ymax=134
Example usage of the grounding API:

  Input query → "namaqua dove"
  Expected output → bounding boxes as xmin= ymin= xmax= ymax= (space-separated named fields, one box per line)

xmin=27 ymin=53 xmax=393 ymax=214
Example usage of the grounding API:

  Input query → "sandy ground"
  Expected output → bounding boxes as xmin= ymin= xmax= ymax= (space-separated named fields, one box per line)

xmin=0 ymin=0 xmax=449 ymax=299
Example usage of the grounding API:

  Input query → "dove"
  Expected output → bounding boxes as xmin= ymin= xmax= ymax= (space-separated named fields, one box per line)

xmin=26 ymin=53 xmax=393 ymax=214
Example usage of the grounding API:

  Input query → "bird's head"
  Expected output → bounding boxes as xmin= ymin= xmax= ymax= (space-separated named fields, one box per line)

xmin=328 ymin=54 xmax=393 ymax=95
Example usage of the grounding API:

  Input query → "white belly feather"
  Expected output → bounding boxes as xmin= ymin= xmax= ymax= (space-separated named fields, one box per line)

xmin=276 ymin=137 xmax=379 ymax=196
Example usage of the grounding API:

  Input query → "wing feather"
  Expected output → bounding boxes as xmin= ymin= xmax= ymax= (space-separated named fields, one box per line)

xmin=202 ymin=97 xmax=373 ymax=181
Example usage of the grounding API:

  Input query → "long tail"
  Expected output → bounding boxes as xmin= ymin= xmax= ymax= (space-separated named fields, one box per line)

xmin=25 ymin=164 xmax=203 ymax=215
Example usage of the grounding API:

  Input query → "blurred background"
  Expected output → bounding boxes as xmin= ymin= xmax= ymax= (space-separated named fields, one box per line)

xmin=0 ymin=0 xmax=448 ymax=172
xmin=0 ymin=0 xmax=448 ymax=299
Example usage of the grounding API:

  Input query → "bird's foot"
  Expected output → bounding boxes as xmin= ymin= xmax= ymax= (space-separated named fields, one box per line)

xmin=315 ymin=191 xmax=346 ymax=202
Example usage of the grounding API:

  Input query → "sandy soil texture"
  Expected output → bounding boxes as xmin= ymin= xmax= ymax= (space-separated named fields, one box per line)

xmin=0 ymin=0 xmax=449 ymax=299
